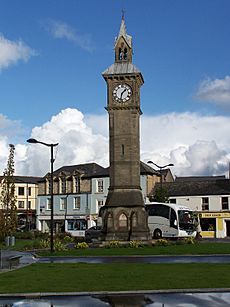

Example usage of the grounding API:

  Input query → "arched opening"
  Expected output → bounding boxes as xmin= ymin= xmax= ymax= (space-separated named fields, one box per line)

xmin=124 ymin=48 xmax=127 ymax=60
xmin=119 ymin=213 xmax=128 ymax=228
xmin=119 ymin=48 xmax=123 ymax=60
xmin=107 ymin=213 xmax=113 ymax=229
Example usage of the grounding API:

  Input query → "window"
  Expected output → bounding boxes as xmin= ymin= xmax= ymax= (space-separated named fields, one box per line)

xmin=28 ymin=187 xmax=32 ymax=196
xmin=200 ymin=218 xmax=216 ymax=231
xmin=67 ymin=219 xmax=87 ymax=231
xmin=60 ymin=198 xmax=67 ymax=211
xmin=147 ymin=204 xmax=170 ymax=219
xmin=74 ymin=176 xmax=80 ymax=193
xmin=18 ymin=201 xmax=24 ymax=209
xmin=222 ymin=197 xmax=229 ymax=210
xmin=73 ymin=197 xmax=80 ymax=210
xmin=46 ymin=180 xmax=51 ymax=194
xmin=46 ymin=198 xmax=51 ymax=210
xmin=61 ymin=178 xmax=66 ymax=194
xmin=202 ymin=197 xmax=209 ymax=211
xmin=97 ymin=179 xmax=104 ymax=193
xmin=170 ymin=208 xmax=178 ymax=229
xmin=169 ymin=199 xmax=176 ymax=204
xmin=28 ymin=201 xmax=31 ymax=209
xmin=18 ymin=187 xmax=25 ymax=196
xmin=97 ymin=200 xmax=104 ymax=213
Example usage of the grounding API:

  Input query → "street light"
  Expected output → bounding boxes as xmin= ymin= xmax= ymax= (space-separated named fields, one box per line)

xmin=27 ymin=138 xmax=58 ymax=253
xmin=147 ymin=161 xmax=174 ymax=190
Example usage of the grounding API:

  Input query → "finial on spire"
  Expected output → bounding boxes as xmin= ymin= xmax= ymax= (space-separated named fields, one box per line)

xmin=122 ymin=9 xmax=125 ymax=20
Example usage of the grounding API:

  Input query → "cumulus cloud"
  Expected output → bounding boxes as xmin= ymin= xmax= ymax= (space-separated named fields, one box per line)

xmin=16 ymin=108 xmax=108 ymax=176
xmin=0 ymin=34 xmax=37 ymax=71
xmin=1 ymin=109 xmax=230 ymax=178
xmin=44 ymin=19 xmax=95 ymax=52
xmin=196 ymin=76 xmax=230 ymax=106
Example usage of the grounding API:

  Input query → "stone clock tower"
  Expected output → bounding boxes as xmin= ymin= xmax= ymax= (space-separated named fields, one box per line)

xmin=100 ymin=16 xmax=150 ymax=241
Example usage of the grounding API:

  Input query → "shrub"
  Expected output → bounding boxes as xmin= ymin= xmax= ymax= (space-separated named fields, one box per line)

xmin=106 ymin=240 xmax=120 ymax=248
xmin=63 ymin=235 xmax=74 ymax=243
xmin=129 ymin=240 xmax=143 ymax=248
xmin=155 ymin=239 xmax=169 ymax=246
xmin=40 ymin=238 xmax=50 ymax=249
xmin=54 ymin=240 xmax=67 ymax=251
xmin=76 ymin=242 xmax=89 ymax=249
xmin=183 ymin=237 xmax=195 ymax=245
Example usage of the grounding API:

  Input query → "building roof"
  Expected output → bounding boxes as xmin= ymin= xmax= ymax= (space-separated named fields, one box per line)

xmin=175 ymin=176 xmax=226 ymax=182
xmin=140 ymin=161 xmax=160 ymax=176
xmin=158 ymin=179 xmax=230 ymax=197
xmin=102 ymin=62 xmax=141 ymax=76
xmin=0 ymin=176 xmax=42 ymax=184
xmin=41 ymin=161 xmax=161 ymax=181
xmin=52 ymin=163 xmax=106 ymax=179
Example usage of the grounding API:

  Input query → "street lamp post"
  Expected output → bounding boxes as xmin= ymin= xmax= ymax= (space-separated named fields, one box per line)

xmin=27 ymin=138 xmax=58 ymax=253
xmin=147 ymin=161 xmax=174 ymax=191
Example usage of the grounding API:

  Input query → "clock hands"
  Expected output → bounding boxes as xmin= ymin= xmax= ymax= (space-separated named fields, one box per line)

xmin=120 ymin=88 xmax=127 ymax=99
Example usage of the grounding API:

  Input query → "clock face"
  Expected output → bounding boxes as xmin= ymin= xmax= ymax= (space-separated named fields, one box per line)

xmin=113 ymin=84 xmax=132 ymax=102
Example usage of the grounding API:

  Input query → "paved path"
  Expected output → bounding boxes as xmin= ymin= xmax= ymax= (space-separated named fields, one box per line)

xmin=37 ymin=254 xmax=230 ymax=264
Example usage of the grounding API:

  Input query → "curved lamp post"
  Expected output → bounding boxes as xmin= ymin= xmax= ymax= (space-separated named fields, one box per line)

xmin=147 ymin=161 xmax=174 ymax=190
xmin=27 ymin=138 xmax=58 ymax=253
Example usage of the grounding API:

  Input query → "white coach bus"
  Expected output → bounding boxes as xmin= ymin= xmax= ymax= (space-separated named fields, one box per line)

xmin=145 ymin=202 xmax=197 ymax=239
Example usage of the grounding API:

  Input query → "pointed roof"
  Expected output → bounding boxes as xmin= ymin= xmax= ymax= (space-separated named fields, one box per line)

xmin=115 ymin=16 xmax=132 ymax=48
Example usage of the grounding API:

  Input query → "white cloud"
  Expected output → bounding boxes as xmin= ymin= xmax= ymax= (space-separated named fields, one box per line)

xmin=45 ymin=19 xmax=95 ymax=52
xmin=0 ymin=34 xmax=37 ymax=71
xmin=196 ymin=76 xmax=230 ymax=106
xmin=1 ymin=109 xmax=230 ymax=178
xmin=16 ymin=108 xmax=108 ymax=176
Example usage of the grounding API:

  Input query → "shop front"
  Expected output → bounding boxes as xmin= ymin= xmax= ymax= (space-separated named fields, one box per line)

xmin=199 ymin=211 xmax=230 ymax=238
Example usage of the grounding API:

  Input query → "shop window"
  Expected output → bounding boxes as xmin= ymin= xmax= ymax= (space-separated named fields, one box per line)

xmin=202 ymin=197 xmax=209 ymax=211
xmin=67 ymin=219 xmax=87 ymax=231
xmin=222 ymin=197 xmax=229 ymax=210
xmin=200 ymin=218 xmax=216 ymax=231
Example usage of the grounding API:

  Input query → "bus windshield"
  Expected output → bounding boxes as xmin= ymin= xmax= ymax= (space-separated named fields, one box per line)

xmin=178 ymin=210 xmax=195 ymax=231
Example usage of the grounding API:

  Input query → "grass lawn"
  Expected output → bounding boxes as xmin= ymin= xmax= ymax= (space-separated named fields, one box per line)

xmin=0 ymin=263 xmax=230 ymax=293
xmin=37 ymin=242 xmax=230 ymax=257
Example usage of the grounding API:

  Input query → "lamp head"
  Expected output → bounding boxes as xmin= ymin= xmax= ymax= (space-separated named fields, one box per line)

xmin=27 ymin=138 xmax=38 ymax=144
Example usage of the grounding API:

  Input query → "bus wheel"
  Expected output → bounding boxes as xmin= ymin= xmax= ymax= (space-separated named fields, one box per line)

xmin=153 ymin=229 xmax=162 ymax=239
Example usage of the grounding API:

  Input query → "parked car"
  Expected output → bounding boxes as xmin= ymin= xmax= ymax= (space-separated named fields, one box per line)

xmin=85 ymin=225 xmax=102 ymax=242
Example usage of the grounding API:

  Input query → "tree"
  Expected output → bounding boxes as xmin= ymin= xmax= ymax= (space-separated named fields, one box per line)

xmin=152 ymin=187 xmax=169 ymax=203
xmin=0 ymin=144 xmax=17 ymax=239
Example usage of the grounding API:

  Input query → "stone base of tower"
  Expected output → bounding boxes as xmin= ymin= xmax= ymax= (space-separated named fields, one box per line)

xmin=100 ymin=189 xmax=150 ymax=241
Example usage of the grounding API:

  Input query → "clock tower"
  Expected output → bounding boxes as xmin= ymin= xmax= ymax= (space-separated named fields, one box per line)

xmin=101 ymin=16 xmax=149 ymax=241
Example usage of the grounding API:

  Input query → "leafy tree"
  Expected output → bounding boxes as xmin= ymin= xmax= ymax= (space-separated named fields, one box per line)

xmin=0 ymin=144 xmax=17 ymax=239
xmin=153 ymin=187 xmax=169 ymax=203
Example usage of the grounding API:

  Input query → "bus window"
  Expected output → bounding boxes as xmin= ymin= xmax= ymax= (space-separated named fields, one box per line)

xmin=170 ymin=208 xmax=177 ymax=229
xmin=148 ymin=204 xmax=170 ymax=219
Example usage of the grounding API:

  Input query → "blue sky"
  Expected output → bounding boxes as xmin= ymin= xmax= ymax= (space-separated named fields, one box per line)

xmin=1 ymin=0 xmax=230 ymax=177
